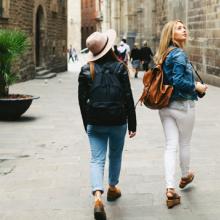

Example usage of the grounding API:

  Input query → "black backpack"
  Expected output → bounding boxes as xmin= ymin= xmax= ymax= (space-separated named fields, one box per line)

xmin=87 ymin=62 xmax=125 ymax=122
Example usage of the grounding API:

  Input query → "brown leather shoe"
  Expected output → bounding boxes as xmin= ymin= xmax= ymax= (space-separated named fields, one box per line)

xmin=166 ymin=188 xmax=181 ymax=209
xmin=107 ymin=187 xmax=121 ymax=201
xmin=94 ymin=200 xmax=106 ymax=220
xmin=179 ymin=172 xmax=194 ymax=189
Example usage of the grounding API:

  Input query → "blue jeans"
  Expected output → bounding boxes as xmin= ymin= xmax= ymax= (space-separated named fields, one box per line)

xmin=87 ymin=124 xmax=127 ymax=194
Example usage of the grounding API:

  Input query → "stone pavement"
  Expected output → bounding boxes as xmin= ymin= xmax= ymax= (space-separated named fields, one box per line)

xmin=0 ymin=60 xmax=220 ymax=220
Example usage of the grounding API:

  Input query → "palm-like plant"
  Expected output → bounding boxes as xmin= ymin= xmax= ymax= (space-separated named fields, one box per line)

xmin=0 ymin=29 xmax=29 ymax=97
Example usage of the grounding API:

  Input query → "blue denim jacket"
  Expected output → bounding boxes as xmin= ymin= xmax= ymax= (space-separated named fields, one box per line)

xmin=163 ymin=47 xmax=197 ymax=101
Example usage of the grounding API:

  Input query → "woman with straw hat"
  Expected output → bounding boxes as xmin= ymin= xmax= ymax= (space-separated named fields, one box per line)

xmin=78 ymin=29 xmax=136 ymax=220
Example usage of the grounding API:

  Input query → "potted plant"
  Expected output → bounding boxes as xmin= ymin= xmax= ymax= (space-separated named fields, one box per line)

xmin=0 ymin=29 xmax=39 ymax=120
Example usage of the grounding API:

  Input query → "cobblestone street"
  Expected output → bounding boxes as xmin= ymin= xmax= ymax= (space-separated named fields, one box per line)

xmin=0 ymin=61 xmax=220 ymax=220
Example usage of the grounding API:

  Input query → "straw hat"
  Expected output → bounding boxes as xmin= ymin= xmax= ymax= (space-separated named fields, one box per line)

xmin=86 ymin=29 xmax=116 ymax=62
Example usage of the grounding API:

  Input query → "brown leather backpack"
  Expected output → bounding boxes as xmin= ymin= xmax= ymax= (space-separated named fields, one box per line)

xmin=137 ymin=48 xmax=174 ymax=109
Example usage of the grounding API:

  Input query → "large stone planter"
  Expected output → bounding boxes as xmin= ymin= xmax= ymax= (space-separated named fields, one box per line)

xmin=0 ymin=94 xmax=39 ymax=120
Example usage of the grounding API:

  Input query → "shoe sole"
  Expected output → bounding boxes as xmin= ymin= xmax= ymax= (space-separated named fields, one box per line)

xmin=107 ymin=196 xmax=121 ymax=202
xmin=94 ymin=212 xmax=106 ymax=220
xmin=107 ymin=194 xmax=121 ymax=202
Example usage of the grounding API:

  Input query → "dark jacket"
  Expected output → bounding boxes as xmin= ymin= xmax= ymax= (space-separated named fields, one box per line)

xmin=140 ymin=46 xmax=153 ymax=63
xmin=130 ymin=48 xmax=141 ymax=60
xmin=163 ymin=47 xmax=197 ymax=101
xmin=78 ymin=61 xmax=137 ymax=132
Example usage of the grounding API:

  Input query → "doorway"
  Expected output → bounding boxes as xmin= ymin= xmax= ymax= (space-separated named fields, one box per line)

xmin=35 ymin=6 xmax=45 ymax=67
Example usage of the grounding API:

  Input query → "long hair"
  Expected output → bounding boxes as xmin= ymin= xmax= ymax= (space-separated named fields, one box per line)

xmin=95 ymin=48 xmax=119 ymax=63
xmin=154 ymin=20 xmax=184 ymax=64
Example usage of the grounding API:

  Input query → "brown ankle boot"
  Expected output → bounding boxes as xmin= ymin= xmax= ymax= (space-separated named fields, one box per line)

xmin=166 ymin=188 xmax=181 ymax=209
xmin=94 ymin=200 xmax=106 ymax=220
xmin=107 ymin=187 xmax=121 ymax=201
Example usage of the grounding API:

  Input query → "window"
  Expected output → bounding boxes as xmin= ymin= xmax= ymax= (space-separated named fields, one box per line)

xmin=0 ymin=0 xmax=3 ymax=17
xmin=59 ymin=0 xmax=66 ymax=8
xmin=52 ymin=46 xmax=55 ymax=55
xmin=59 ymin=0 xmax=66 ymax=14
xmin=0 ymin=0 xmax=9 ymax=18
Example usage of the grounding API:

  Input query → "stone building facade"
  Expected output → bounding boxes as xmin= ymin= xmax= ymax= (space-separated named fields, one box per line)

xmin=102 ymin=0 xmax=220 ymax=86
xmin=0 ymin=0 xmax=67 ymax=81
xmin=102 ymin=0 xmax=149 ymax=47
xmin=81 ymin=0 xmax=103 ymax=49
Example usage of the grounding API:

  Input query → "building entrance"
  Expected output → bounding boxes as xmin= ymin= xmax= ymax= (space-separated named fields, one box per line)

xmin=35 ymin=5 xmax=45 ymax=67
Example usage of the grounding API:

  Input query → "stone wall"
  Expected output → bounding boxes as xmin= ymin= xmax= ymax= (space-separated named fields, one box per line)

xmin=152 ymin=0 xmax=220 ymax=85
xmin=102 ymin=0 xmax=220 ymax=86
xmin=0 ymin=0 xmax=67 ymax=81
xmin=187 ymin=0 xmax=220 ymax=85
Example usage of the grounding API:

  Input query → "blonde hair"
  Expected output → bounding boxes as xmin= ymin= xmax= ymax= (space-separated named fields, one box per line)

xmin=154 ymin=20 xmax=185 ymax=64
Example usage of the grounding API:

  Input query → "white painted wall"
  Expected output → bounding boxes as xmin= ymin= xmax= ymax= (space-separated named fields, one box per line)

xmin=67 ymin=0 xmax=81 ymax=52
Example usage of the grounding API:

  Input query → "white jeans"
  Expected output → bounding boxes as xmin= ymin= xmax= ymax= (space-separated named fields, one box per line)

xmin=159 ymin=103 xmax=195 ymax=188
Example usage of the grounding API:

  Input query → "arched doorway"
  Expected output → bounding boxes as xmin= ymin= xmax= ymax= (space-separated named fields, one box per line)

xmin=35 ymin=5 xmax=45 ymax=67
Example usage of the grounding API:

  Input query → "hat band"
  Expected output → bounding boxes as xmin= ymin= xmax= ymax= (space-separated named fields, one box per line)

xmin=93 ymin=37 xmax=109 ymax=56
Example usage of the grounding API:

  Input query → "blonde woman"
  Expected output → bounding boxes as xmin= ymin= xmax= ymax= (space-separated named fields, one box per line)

xmin=154 ymin=20 xmax=207 ymax=208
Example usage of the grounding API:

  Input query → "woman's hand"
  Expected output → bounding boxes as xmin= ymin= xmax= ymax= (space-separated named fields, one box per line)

xmin=129 ymin=131 xmax=136 ymax=138
xmin=195 ymin=82 xmax=208 ymax=94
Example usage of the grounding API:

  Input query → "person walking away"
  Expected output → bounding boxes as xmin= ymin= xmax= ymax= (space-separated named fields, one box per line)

xmin=154 ymin=20 xmax=208 ymax=208
xmin=122 ymin=38 xmax=131 ymax=63
xmin=117 ymin=41 xmax=128 ymax=64
xmin=130 ymin=42 xmax=141 ymax=78
xmin=78 ymin=29 xmax=137 ymax=220
xmin=72 ymin=47 xmax=78 ymax=62
xmin=68 ymin=44 xmax=74 ymax=62
xmin=140 ymin=41 xmax=153 ymax=71
xmin=113 ymin=45 xmax=120 ymax=59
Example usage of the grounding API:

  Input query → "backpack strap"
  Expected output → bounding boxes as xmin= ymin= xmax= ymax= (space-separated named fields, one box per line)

xmin=190 ymin=62 xmax=204 ymax=84
xmin=111 ymin=62 xmax=123 ymax=75
xmin=89 ymin=61 xmax=122 ymax=80
xmin=159 ymin=47 xmax=176 ymax=65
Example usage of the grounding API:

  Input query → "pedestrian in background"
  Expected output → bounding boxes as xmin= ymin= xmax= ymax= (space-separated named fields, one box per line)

xmin=72 ymin=47 xmax=78 ymax=62
xmin=130 ymin=42 xmax=141 ymax=78
xmin=117 ymin=40 xmax=128 ymax=64
xmin=118 ymin=38 xmax=130 ymax=64
xmin=68 ymin=44 xmax=74 ymax=62
xmin=113 ymin=44 xmax=120 ymax=58
xmin=78 ymin=29 xmax=136 ymax=220
xmin=154 ymin=20 xmax=208 ymax=208
xmin=140 ymin=40 xmax=153 ymax=71
xmin=122 ymin=38 xmax=131 ymax=56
